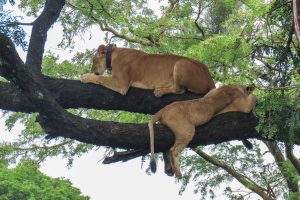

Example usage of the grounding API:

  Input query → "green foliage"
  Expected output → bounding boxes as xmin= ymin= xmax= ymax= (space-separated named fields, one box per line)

xmin=180 ymin=142 xmax=287 ymax=199
xmin=0 ymin=10 xmax=27 ymax=49
xmin=42 ymin=54 xmax=91 ymax=79
xmin=87 ymin=109 xmax=150 ymax=123
xmin=255 ymin=88 xmax=300 ymax=146
xmin=0 ymin=159 xmax=89 ymax=200
xmin=0 ymin=76 xmax=8 ymax=82
xmin=18 ymin=0 xmax=44 ymax=17
xmin=187 ymin=34 xmax=252 ymax=83
xmin=2 ymin=112 xmax=92 ymax=167
xmin=1 ymin=0 xmax=26 ymax=48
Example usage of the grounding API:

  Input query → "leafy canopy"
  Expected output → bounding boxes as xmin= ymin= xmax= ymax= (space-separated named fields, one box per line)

xmin=0 ymin=158 xmax=89 ymax=200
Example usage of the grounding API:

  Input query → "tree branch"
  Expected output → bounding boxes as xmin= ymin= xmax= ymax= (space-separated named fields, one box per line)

xmin=25 ymin=0 xmax=65 ymax=74
xmin=0 ymin=78 xmax=200 ymax=114
xmin=292 ymin=0 xmax=300 ymax=45
xmin=102 ymin=149 xmax=147 ymax=164
xmin=193 ymin=148 xmax=272 ymax=200
xmin=66 ymin=1 xmax=155 ymax=46
xmin=256 ymin=57 xmax=285 ymax=73
xmin=285 ymin=143 xmax=300 ymax=175
xmin=194 ymin=1 xmax=205 ymax=36
xmin=263 ymin=141 xmax=299 ymax=193
xmin=6 ymin=22 xmax=34 ymax=26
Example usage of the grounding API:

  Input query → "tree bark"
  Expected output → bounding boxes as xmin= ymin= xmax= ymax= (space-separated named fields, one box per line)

xmin=25 ymin=0 xmax=66 ymax=74
xmin=0 ymin=78 xmax=200 ymax=114
xmin=293 ymin=0 xmax=300 ymax=45
xmin=264 ymin=141 xmax=299 ymax=193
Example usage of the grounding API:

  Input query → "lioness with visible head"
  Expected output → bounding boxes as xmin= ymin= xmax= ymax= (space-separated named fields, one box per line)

xmin=148 ymin=85 xmax=257 ymax=179
xmin=81 ymin=44 xmax=215 ymax=97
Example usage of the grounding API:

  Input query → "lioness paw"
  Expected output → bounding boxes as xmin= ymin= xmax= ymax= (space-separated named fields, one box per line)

xmin=154 ymin=89 xmax=163 ymax=97
xmin=80 ymin=74 xmax=92 ymax=83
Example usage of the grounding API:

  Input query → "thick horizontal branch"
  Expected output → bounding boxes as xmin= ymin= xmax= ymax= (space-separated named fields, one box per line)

xmin=38 ymin=111 xmax=261 ymax=152
xmin=0 ymin=77 xmax=200 ymax=114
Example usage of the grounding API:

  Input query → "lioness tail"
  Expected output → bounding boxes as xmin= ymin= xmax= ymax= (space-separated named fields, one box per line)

xmin=148 ymin=110 xmax=163 ymax=173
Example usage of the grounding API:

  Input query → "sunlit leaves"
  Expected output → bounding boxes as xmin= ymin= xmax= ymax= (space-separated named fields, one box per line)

xmin=187 ymin=34 xmax=252 ymax=83
xmin=0 ymin=76 xmax=8 ymax=82
xmin=3 ymin=112 xmax=93 ymax=166
xmin=255 ymin=89 xmax=300 ymax=143
xmin=42 ymin=54 xmax=91 ymax=79
xmin=18 ymin=0 xmax=44 ymax=17
xmin=87 ymin=109 xmax=150 ymax=123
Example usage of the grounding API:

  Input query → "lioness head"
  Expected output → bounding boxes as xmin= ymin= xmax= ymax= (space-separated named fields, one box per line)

xmin=228 ymin=84 xmax=255 ymax=97
xmin=91 ymin=45 xmax=109 ymax=75
xmin=205 ymin=84 xmax=257 ymax=105
xmin=232 ymin=84 xmax=255 ymax=95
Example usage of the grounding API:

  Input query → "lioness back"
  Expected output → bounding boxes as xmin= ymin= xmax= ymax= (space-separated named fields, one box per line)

xmin=113 ymin=48 xmax=215 ymax=93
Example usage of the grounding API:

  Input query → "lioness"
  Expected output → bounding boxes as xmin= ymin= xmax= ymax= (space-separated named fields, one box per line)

xmin=148 ymin=85 xmax=257 ymax=178
xmin=81 ymin=44 xmax=215 ymax=97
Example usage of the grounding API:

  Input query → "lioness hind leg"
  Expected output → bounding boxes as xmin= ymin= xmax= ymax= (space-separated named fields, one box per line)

xmin=174 ymin=60 xmax=215 ymax=94
xmin=163 ymin=151 xmax=174 ymax=176
xmin=153 ymin=64 xmax=185 ymax=97
xmin=169 ymin=125 xmax=195 ymax=179
xmin=242 ymin=94 xmax=258 ymax=113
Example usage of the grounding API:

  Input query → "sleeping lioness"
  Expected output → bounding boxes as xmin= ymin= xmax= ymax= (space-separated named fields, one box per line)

xmin=81 ymin=44 xmax=215 ymax=97
xmin=148 ymin=85 xmax=258 ymax=178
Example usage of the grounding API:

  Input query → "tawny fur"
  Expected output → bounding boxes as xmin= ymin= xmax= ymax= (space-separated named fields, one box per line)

xmin=81 ymin=44 xmax=215 ymax=97
xmin=148 ymin=85 xmax=258 ymax=179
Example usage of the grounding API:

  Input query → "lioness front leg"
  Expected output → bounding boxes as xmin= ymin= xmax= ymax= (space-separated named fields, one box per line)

xmin=153 ymin=64 xmax=186 ymax=97
xmin=154 ymin=87 xmax=185 ymax=97
xmin=81 ymin=74 xmax=130 ymax=95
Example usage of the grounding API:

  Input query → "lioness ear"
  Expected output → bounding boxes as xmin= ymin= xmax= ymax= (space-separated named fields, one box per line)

xmin=246 ymin=85 xmax=255 ymax=94
xmin=97 ymin=45 xmax=106 ymax=54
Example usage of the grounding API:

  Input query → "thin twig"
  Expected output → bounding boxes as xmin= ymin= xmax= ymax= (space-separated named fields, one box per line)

xmin=6 ymin=21 xmax=34 ymax=26
xmin=259 ymin=85 xmax=300 ymax=91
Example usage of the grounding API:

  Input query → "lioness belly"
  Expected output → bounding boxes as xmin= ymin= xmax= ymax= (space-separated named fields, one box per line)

xmin=131 ymin=80 xmax=173 ymax=89
xmin=131 ymin=81 xmax=153 ymax=89
xmin=131 ymin=67 xmax=174 ymax=89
